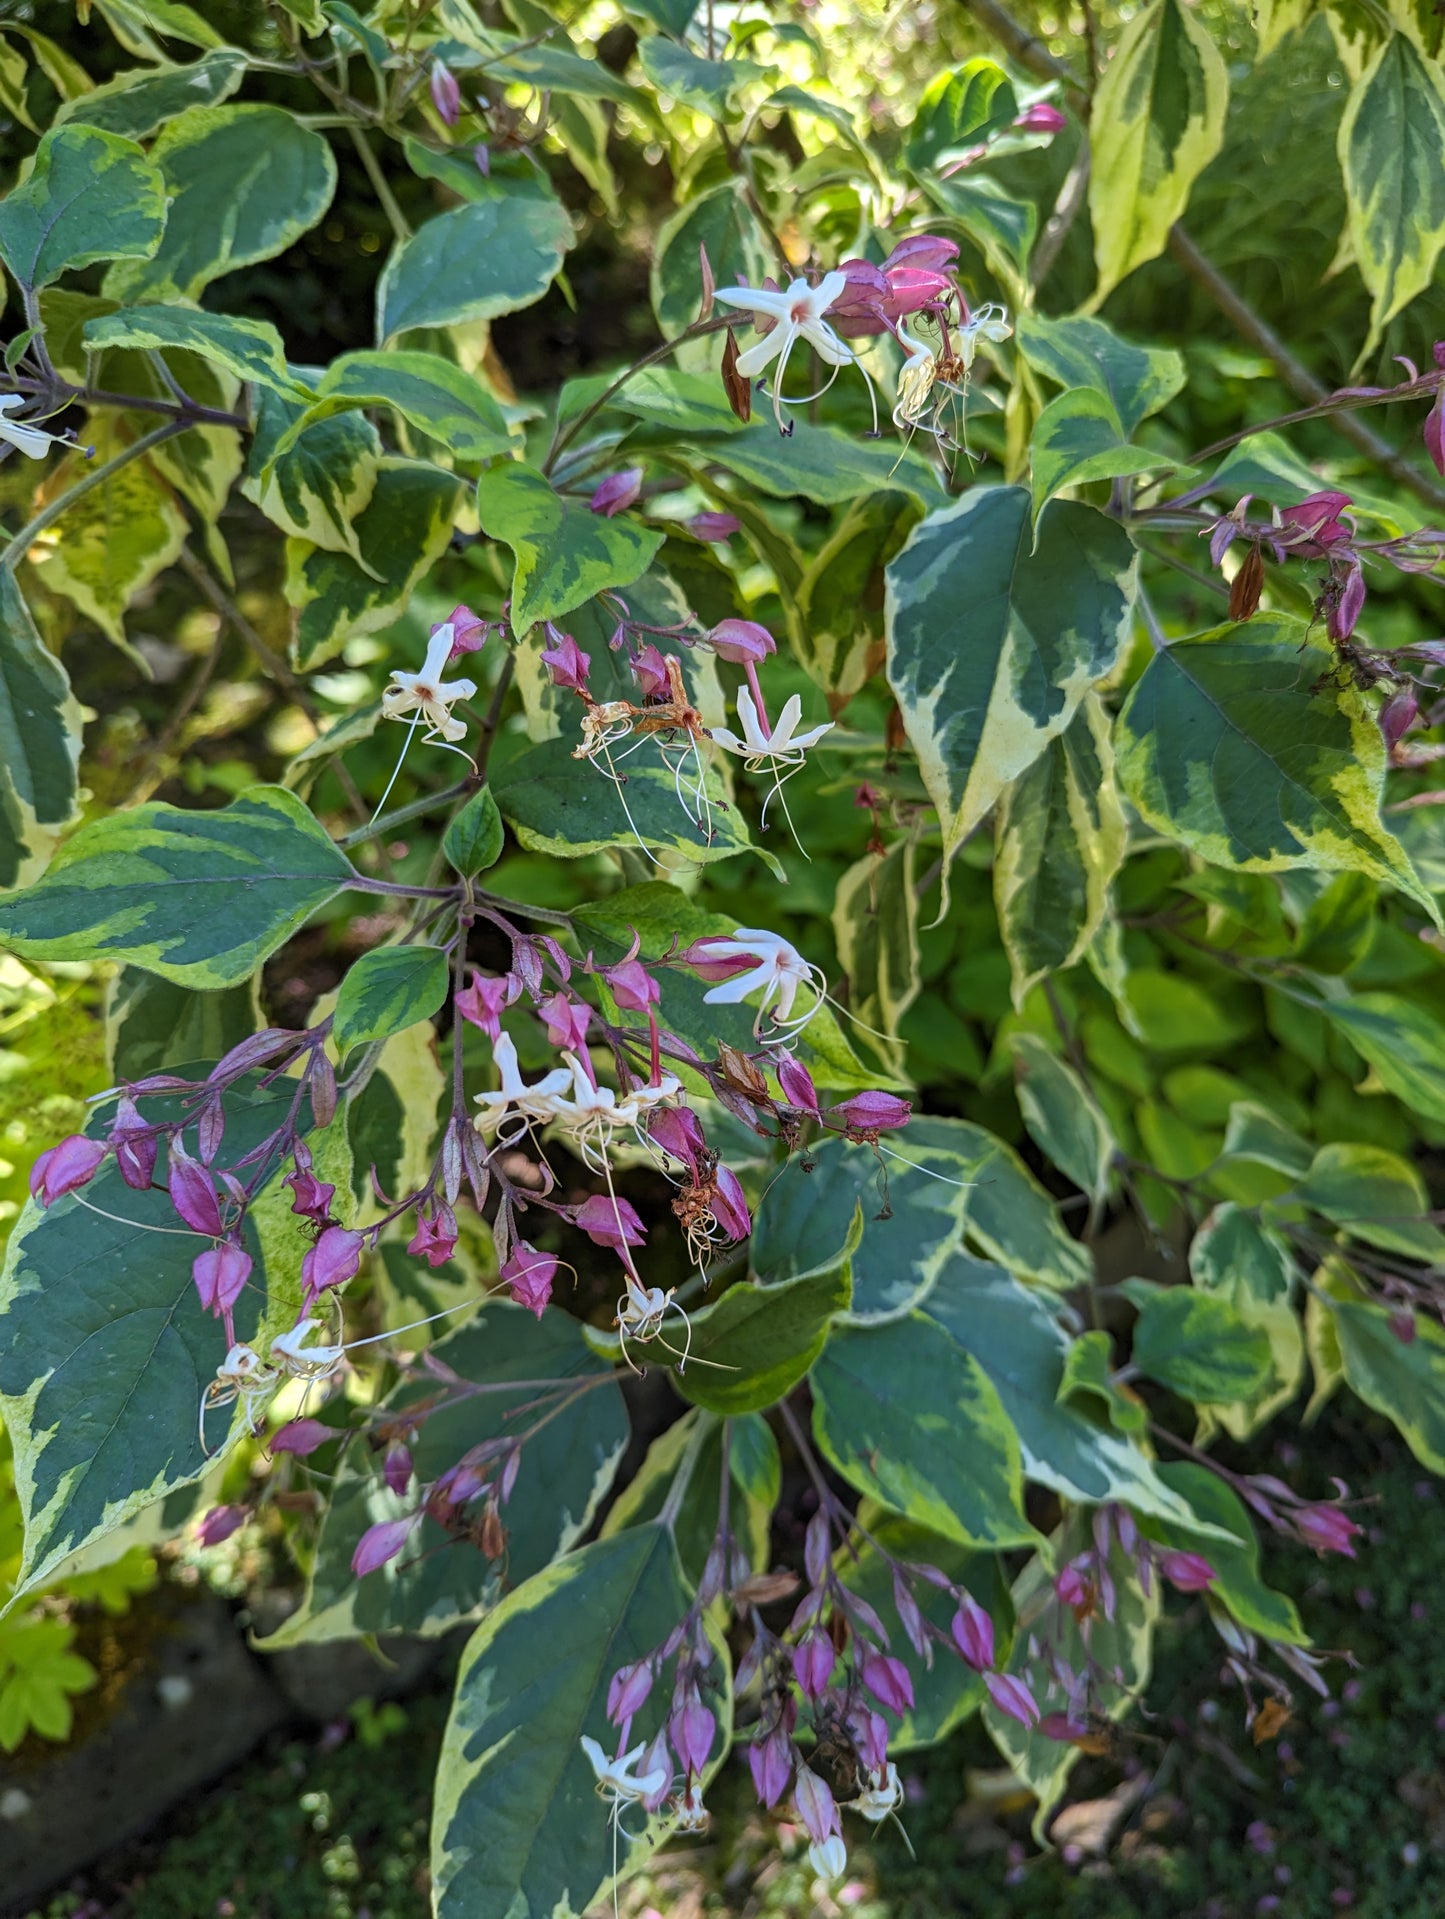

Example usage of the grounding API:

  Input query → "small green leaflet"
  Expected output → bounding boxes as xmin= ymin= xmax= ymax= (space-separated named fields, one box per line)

xmin=885 ymin=486 xmax=1137 ymax=879
xmin=1029 ymin=387 xmax=1179 ymax=519
xmin=1087 ymin=0 xmax=1229 ymax=303
xmin=0 ymin=785 xmax=354 ymax=988
xmin=1015 ymin=313 xmax=1185 ymax=436
xmin=670 ymin=420 xmax=944 ymax=509
xmin=54 ymin=47 xmax=246 ymax=141
xmin=245 ymin=383 xmax=382 ymax=570
xmin=649 ymin=184 xmax=770 ymax=338
xmin=1115 ymin=614 xmax=1438 ymax=923
xmin=673 ymin=1267 xmax=850 ymax=1415
xmin=1127 ymin=1283 xmax=1275 ymax=1404
xmin=1297 ymin=1139 xmax=1445 ymax=1261
xmin=1319 ymin=990 xmax=1445 ymax=1124
xmin=83 ymin=305 xmax=304 ymax=397
xmin=270 ymin=350 xmax=514 ymax=466
xmin=1188 ymin=1204 xmax=1303 ymax=1440
xmin=477 ymin=462 xmax=663 ymax=634
xmin=1010 ymin=1034 xmax=1115 ymax=1205
xmin=431 ymin=1528 xmax=727 ymax=1919
xmin=442 ymin=786 xmax=505 ymax=877
xmin=1338 ymin=32 xmax=1445 ymax=356
xmin=0 ymin=124 xmax=164 ymax=292
xmin=994 ymin=694 xmax=1127 ymax=1006
xmin=332 ymin=947 xmax=450 ymax=1053
xmin=104 ymin=104 xmax=337 ymax=303
xmin=377 ymin=190 xmax=573 ymax=341
xmin=0 ymin=570 xmax=82 ymax=892
xmin=638 ymin=36 xmax=765 ymax=111
xmin=906 ymin=58 xmax=1017 ymax=170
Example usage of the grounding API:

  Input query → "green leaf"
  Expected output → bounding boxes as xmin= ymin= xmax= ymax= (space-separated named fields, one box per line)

xmin=285 ymin=459 xmax=462 ymax=671
xmin=1129 ymin=1285 xmax=1274 ymax=1404
xmin=672 ymin=420 xmax=944 ymax=509
xmin=1138 ymin=1462 xmax=1307 ymax=1644
xmin=490 ymin=734 xmax=763 ymax=871
xmin=442 ymin=787 xmax=505 ymax=877
xmin=907 ymin=58 xmax=1018 ymax=170
xmin=1332 ymin=1298 xmax=1445 ymax=1473
xmin=600 ymin=1411 xmax=771 ymax=1586
xmin=332 ymin=947 xmax=450 ymax=1053
xmin=638 ymin=36 xmax=763 ymax=111
xmin=832 ymin=836 xmax=920 ymax=1076
xmin=905 ymin=1115 xmax=1093 ymax=1293
xmin=83 ymin=304 xmax=302 ymax=396
xmin=277 ymin=349 xmax=514 ymax=465
xmin=432 ymin=1528 xmax=724 ymax=1919
xmin=1338 ymin=32 xmax=1445 ymax=354
xmin=0 ymin=570 xmax=82 ymax=892
xmin=104 ymin=104 xmax=336 ymax=303
xmin=1029 ymin=387 xmax=1178 ymax=518
xmin=262 ymin=1304 xmax=628 ymax=1644
xmin=1087 ymin=0 xmax=1230 ymax=303
xmin=838 ymin=1511 xmax=1009 ymax=1749
xmin=984 ymin=1514 xmax=1156 ymax=1817
xmin=0 ymin=124 xmax=164 ymax=294
xmin=477 ymin=462 xmax=663 ymax=634
xmin=1297 ymin=1140 xmax=1445 ymax=1261
xmin=93 ymin=0 xmax=224 ymax=53
xmin=1115 ymin=615 xmax=1437 ymax=922
xmin=673 ymin=1267 xmax=850 ymax=1414
xmin=925 ymin=1257 xmax=1223 ymax=1530
xmin=925 ymin=171 xmax=1038 ymax=278
xmin=1015 ymin=313 xmax=1185 ymax=436
xmin=0 ymin=785 xmax=353 ymax=987
xmin=1010 ymin=1034 xmax=1115 ymax=1204
xmin=54 ymin=47 xmax=245 ymax=140
xmin=377 ymin=190 xmax=572 ymax=342
xmin=604 ymin=367 xmax=743 ymax=436
xmin=1318 ymin=991 xmax=1445 ymax=1124
xmin=1189 ymin=1204 xmax=1304 ymax=1439
xmin=0 ymin=1077 xmax=291 ymax=1601
xmin=994 ymin=693 xmax=1127 ymax=1007
xmin=885 ymin=486 xmax=1138 ymax=875
xmin=245 ymin=383 xmax=381 ymax=568
xmin=105 ymin=967 xmax=255 ymax=1082
xmin=1217 ymin=1100 xmax=1313 ymax=1179
xmin=1057 ymin=1329 xmax=1146 ymax=1435
xmin=792 ymin=490 xmax=921 ymax=701
xmin=649 ymin=184 xmax=769 ymax=337
xmin=812 ymin=1309 xmax=1034 ymax=1549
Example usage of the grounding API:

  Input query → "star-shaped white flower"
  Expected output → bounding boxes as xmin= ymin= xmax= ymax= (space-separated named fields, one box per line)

xmin=580 ymin=1735 xmax=670 ymax=1806
xmin=956 ymin=302 xmax=1012 ymax=373
xmin=851 ymin=1761 xmax=903 ymax=1822
xmin=0 ymin=395 xmax=64 ymax=460
xmin=694 ymin=928 xmax=821 ymax=1030
xmin=710 ymin=688 xmax=833 ymax=769
xmin=473 ymin=1032 xmax=573 ymax=1133
xmin=270 ymin=1319 xmax=345 ymax=1376
xmin=714 ymin=272 xmax=875 ymax=435
xmin=381 ymin=624 xmax=478 ymax=745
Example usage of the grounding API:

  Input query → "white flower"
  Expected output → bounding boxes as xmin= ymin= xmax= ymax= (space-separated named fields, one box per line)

xmin=714 ymin=272 xmax=874 ymax=436
xmin=473 ymin=1032 xmax=573 ymax=1133
xmin=852 ymin=1761 xmax=903 ymax=1822
xmin=673 ymin=1779 xmax=709 ymax=1832
xmin=957 ymin=302 xmax=1012 ymax=373
xmin=270 ymin=1319 xmax=345 ymax=1375
xmin=0 ymin=395 xmax=64 ymax=460
xmin=808 ymin=1834 xmax=848 ymax=1881
xmin=695 ymin=928 xmax=822 ymax=1030
xmin=381 ymin=624 xmax=478 ymax=745
xmin=710 ymin=688 xmax=833 ymax=769
xmin=580 ymin=1735 xmax=670 ymax=1806
xmin=892 ymin=325 xmax=939 ymax=433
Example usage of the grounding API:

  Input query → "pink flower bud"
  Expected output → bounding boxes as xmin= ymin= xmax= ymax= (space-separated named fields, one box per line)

xmin=472 ymin=142 xmax=490 ymax=177
xmin=822 ymin=1090 xmax=912 ymax=1140
xmin=502 ymin=1242 xmax=558 ymax=1318
xmin=687 ymin=512 xmax=740 ymax=541
xmin=860 ymin=1649 xmax=914 ymax=1715
xmin=630 ymin=643 xmax=670 ymax=700
xmin=669 ymin=1695 xmax=716 ymax=1775
xmin=28 ymin=1134 xmax=106 ymax=1208
xmin=352 ymin=1513 xmax=421 ymax=1577
xmin=590 ymin=468 xmax=643 ymax=517
xmin=850 ymin=1704 xmax=891 ymax=1773
xmin=603 ymin=957 xmax=659 ymax=1012
xmin=301 ymin=1225 xmax=365 ymax=1306
xmin=539 ymin=991 xmax=591 ymax=1051
xmin=1295 ymin=1505 xmax=1362 ymax=1557
xmin=748 ymin=1728 xmax=793 ymax=1807
xmin=648 ymin=1104 xmax=707 ymax=1170
xmin=951 ymin=1592 xmax=994 ymax=1671
xmin=1157 ymin=1549 xmax=1217 ymax=1593
xmin=792 ymin=1631 xmax=836 ymax=1699
xmin=675 ymin=938 xmax=755 ymax=985
xmin=540 ymin=628 xmax=590 ymax=692
xmin=429 ymin=59 xmax=461 ymax=126
xmin=708 ymin=618 xmax=776 ymax=665
xmin=1014 ymin=101 xmax=1067 ymax=133
xmin=1055 ymin=1563 xmax=1092 ymax=1608
xmin=271 ymin=1418 xmax=332 ymax=1456
xmin=607 ymin=1659 xmax=655 ymax=1726
xmin=883 ymin=235 xmax=960 ymax=275
xmin=1381 ymin=688 xmax=1419 ymax=752
xmin=109 ymin=1097 xmax=156 ymax=1191
xmin=384 ymin=1442 xmax=414 ymax=1495
xmin=284 ymin=1139 xmax=335 ymax=1223
xmin=442 ymin=604 xmax=488 ymax=656
xmin=1328 ymin=556 xmax=1366 ymax=641
xmin=572 ymin=1193 xmax=647 ymax=1250
xmin=192 ymin=1240 xmax=253 ymax=1317
xmin=1390 ymin=1309 xmax=1417 ymax=1345
xmin=792 ymin=1763 xmax=840 ymax=1846
xmin=892 ymin=1571 xmax=930 ymax=1660
xmin=711 ymin=1163 xmax=751 ymax=1241
xmin=408 ymin=1203 xmax=458 ymax=1268
xmin=1038 ymin=1712 xmax=1090 ymax=1742
xmin=983 ymin=1671 xmax=1041 ymax=1728
xmin=1425 ymin=391 xmax=1445 ymax=477
xmin=640 ymin=1730 xmax=673 ymax=1812
xmin=167 ymin=1142 xmax=224 ymax=1237
xmin=455 ymin=969 xmax=517 ymax=1039
xmin=197 ymin=1504 xmax=247 ymax=1547
xmin=777 ymin=1055 xmax=819 ymax=1113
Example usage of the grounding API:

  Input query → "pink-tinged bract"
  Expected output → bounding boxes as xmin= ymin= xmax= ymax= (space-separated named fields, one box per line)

xmin=688 ymin=511 xmax=741 ymax=541
xmin=791 ymin=1631 xmax=836 ymax=1699
xmin=301 ymin=1225 xmax=365 ymax=1304
xmin=983 ymin=1671 xmax=1041 ymax=1728
xmin=1014 ymin=101 xmax=1066 ymax=132
xmin=539 ymin=629 xmax=591 ymax=691
xmin=28 ymin=1134 xmax=106 ymax=1207
xmin=1426 ymin=392 xmax=1445 ymax=477
xmin=711 ymin=1163 xmax=751 ymax=1240
xmin=197 ymin=1504 xmax=247 ymax=1547
xmin=271 ymin=1418 xmax=333 ymax=1456
xmin=951 ymin=1592 xmax=994 ymax=1671
xmin=429 ymin=60 xmax=460 ymax=125
xmin=748 ymin=1729 xmax=793 ymax=1808
xmin=777 ymin=1055 xmax=820 ymax=1113
xmin=607 ymin=1659 xmax=655 ymax=1726
xmin=590 ymin=467 xmax=643 ymax=517
xmin=1295 ymin=1505 xmax=1363 ymax=1557
xmin=860 ymin=1649 xmax=914 ymax=1715
xmin=1157 ymin=1549 xmax=1217 ymax=1593
xmin=669 ymin=1696 xmax=716 ymax=1775
xmin=502 ymin=1242 xmax=558 ymax=1318
xmin=709 ymin=618 xmax=776 ymax=665
xmin=192 ymin=1241 xmax=253 ymax=1317
xmin=167 ymin=1143 xmax=225 ymax=1237
xmin=573 ymin=1193 xmax=647 ymax=1249
xmin=352 ymin=1514 xmax=420 ymax=1577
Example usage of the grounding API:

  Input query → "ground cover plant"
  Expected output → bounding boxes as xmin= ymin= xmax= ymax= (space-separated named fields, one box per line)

xmin=5 ymin=1 xmax=1445 ymax=1915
